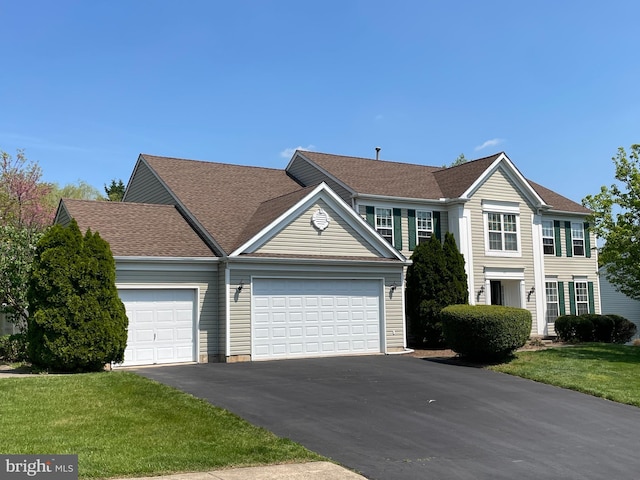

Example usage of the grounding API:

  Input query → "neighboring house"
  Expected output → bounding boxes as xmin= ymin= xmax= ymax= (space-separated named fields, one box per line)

xmin=54 ymin=150 xmax=598 ymax=366
xmin=599 ymin=266 xmax=640 ymax=338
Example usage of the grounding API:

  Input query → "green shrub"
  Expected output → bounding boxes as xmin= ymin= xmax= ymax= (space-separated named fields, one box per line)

xmin=554 ymin=315 xmax=578 ymax=342
xmin=607 ymin=314 xmax=638 ymax=343
xmin=588 ymin=314 xmax=615 ymax=342
xmin=574 ymin=315 xmax=595 ymax=342
xmin=27 ymin=220 xmax=128 ymax=372
xmin=441 ymin=304 xmax=532 ymax=361
xmin=0 ymin=333 xmax=28 ymax=362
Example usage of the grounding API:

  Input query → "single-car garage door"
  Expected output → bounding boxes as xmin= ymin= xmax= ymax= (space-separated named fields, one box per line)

xmin=118 ymin=289 xmax=196 ymax=366
xmin=252 ymin=278 xmax=381 ymax=360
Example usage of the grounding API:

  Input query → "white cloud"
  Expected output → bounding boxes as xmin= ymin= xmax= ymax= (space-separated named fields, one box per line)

xmin=280 ymin=144 xmax=316 ymax=159
xmin=474 ymin=138 xmax=505 ymax=152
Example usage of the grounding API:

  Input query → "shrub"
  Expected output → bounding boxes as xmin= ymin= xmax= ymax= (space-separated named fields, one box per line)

xmin=27 ymin=220 xmax=128 ymax=372
xmin=0 ymin=333 xmax=28 ymax=363
xmin=588 ymin=314 xmax=615 ymax=342
xmin=441 ymin=304 xmax=532 ymax=361
xmin=574 ymin=315 xmax=595 ymax=342
xmin=607 ymin=314 xmax=638 ymax=344
xmin=554 ymin=315 xmax=578 ymax=342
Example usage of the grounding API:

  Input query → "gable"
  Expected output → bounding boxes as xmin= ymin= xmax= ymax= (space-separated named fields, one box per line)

xmin=124 ymin=157 xmax=176 ymax=205
xmin=252 ymin=199 xmax=382 ymax=258
xmin=471 ymin=165 xmax=535 ymax=207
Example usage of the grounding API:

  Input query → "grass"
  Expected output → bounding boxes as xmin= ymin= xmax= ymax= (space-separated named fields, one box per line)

xmin=490 ymin=343 xmax=640 ymax=407
xmin=0 ymin=372 xmax=323 ymax=479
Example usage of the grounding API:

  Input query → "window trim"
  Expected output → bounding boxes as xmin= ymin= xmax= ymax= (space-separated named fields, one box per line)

xmin=545 ymin=281 xmax=559 ymax=324
xmin=571 ymin=222 xmax=585 ymax=257
xmin=415 ymin=210 xmax=433 ymax=244
xmin=542 ymin=220 xmax=555 ymax=255
xmin=483 ymin=211 xmax=522 ymax=257
xmin=375 ymin=207 xmax=393 ymax=245
xmin=574 ymin=280 xmax=590 ymax=315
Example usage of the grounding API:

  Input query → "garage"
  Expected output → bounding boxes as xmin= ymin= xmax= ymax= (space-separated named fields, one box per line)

xmin=252 ymin=278 xmax=382 ymax=360
xmin=118 ymin=288 xmax=196 ymax=366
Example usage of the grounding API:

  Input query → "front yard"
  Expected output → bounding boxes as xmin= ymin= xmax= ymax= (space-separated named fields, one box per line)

xmin=0 ymin=372 xmax=322 ymax=479
xmin=490 ymin=343 xmax=640 ymax=407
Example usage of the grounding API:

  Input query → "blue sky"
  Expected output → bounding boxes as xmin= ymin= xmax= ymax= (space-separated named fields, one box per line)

xmin=2 ymin=0 xmax=639 ymax=204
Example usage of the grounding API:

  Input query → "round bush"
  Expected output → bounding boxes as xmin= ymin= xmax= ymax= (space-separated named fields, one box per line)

xmin=441 ymin=305 xmax=532 ymax=361
xmin=554 ymin=315 xmax=578 ymax=342
xmin=587 ymin=314 xmax=615 ymax=342
xmin=606 ymin=314 xmax=638 ymax=343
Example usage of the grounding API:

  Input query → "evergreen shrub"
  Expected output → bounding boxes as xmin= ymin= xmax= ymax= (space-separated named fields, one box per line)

xmin=440 ymin=304 xmax=531 ymax=361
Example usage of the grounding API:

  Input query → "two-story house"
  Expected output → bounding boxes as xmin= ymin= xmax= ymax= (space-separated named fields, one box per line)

xmin=53 ymin=150 xmax=598 ymax=366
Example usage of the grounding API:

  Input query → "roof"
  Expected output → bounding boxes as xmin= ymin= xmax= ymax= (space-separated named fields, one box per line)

xmin=60 ymin=199 xmax=214 ymax=258
xmin=140 ymin=154 xmax=307 ymax=253
xmin=296 ymin=150 xmax=589 ymax=213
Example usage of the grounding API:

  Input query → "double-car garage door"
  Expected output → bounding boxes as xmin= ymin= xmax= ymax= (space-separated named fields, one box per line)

xmin=252 ymin=278 xmax=382 ymax=360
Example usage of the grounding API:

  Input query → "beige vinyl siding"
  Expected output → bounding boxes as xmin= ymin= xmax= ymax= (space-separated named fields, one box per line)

xmin=218 ymin=267 xmax=227 ymax=358
xmin=358 ymin=205 xmax=448 ymax=258
xmin=254 ymin=200 xmax=381 ymax=257
xmin=124 ymin=160 xmax=175 ymax=205
xmin=227 ymin=265 xmax=405 ymax=357
xmin=467 ymin=167 xmax=538 ymax=333
xmin=543 ymin=216 xmax=600 ymax=319
xmin=287 ymin=157 xmax=353 ymax=203
xmin=115 ymin=266 xmax=219 ymax=361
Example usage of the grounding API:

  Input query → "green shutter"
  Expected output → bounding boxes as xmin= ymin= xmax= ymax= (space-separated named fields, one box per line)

xmin=554 ymin=220 xmax=562 ymax=257
xmin=408 ymin=209 xmax=416 ymax=250
xmin=434 ymin=211 xmax=442 ymax=242
xmin=558 ymin=281 xmax=566 ymax=316
xmin=565 ymin=221 xmax=573 ymax=257
xmin=393 ymin=208 xmax=402 ymax=250
xmin=365 ymin=206 xmax=375 ymax=227
xmin=569 ymin=282 xmax=576 ymax=315
xmin=584 ymin=222 xmax=591 ymax=258
xmin=588 ymin=281 xmax=595 ymax=313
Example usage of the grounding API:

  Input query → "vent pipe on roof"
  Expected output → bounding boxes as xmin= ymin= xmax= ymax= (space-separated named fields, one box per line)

xmin=375 ymin=147 xmax=381 ymax=160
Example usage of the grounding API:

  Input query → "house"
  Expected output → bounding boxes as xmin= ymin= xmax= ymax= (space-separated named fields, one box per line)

xmin=54 ymin=150 xmax=599 ymax=366
xmin=599 ymin=266 xmax=640 ymax=339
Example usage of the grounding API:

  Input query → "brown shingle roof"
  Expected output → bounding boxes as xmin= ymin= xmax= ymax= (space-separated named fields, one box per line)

xmin=141 ymin=154 xmax=306 ymax=253
xmin=432 ymin=153 xmax=502 ymax=198
xmin=61 ymin=199 xmax=214 ymax=258
xmin=300 ymin=151 xmax=444 ymax=199
xmin=528 ymin=180 xmax=591 ymax=214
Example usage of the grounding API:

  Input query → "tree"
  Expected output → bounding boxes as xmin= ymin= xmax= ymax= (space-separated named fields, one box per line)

xmin=27 ymin=220 xmax=128 ymax=372
xmin=443 ymin=232 xmax=469 ymax=305
xmin=444 ymin=153 xmax=468 ymax=168
xmin=0 ymin=149 xmax=55 ymax=229
xmin=104 ymin=179 xmax=125 ymax=201
xmin=583 ymin=145 xmax=640 ymax=300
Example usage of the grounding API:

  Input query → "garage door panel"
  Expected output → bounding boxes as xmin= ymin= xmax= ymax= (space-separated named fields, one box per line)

xmin=118 ymin=289 xmax=196 ymax=367
xmin=252 ymin=279 xmax=381 ymax=360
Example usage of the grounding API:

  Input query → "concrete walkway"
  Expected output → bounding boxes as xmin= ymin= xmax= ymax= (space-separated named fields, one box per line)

xmin=107 ymin=462 xmax=365 ymax=480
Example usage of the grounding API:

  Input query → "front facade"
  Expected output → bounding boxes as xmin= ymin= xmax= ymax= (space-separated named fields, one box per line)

xmin=55 ymin=149 xmax=598 ymax=366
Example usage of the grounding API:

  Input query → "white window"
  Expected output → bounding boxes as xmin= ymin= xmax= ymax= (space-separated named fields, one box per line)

xmin=545 ymin=281 xmax=559 ymax=323
xmin=375 ymin=208 xmax=393 ymax=244
xmin=542 ymin=220 xmax=555 ymax=255
xmin=571 ymin=222 xmax=585 ymax=256
xmin=575 ymin=281 xmax=589 ymax=314
xmin=488 ymin=212 xmax=518 ymax=252
xmin=416 ymin=210 xmax=432 ymax=244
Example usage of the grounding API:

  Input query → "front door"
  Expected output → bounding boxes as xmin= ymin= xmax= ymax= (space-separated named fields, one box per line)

xmin=490 ymin=280 xmax=503 ymax=305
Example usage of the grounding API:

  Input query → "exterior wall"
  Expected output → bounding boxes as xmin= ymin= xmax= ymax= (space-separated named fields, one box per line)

xmin=254 ymin=200 xmax=381 ymax=257
xmin=226 ymin=262 xmax=405 ymax=359
xmin=56 ymin=205 xmax=72 ymax=226
xmin=540 ymin=215 xmax=600 ymax=335
xmin=466 ymin=167 xmax=539 ymax=333
xmin=599 ymin=268 xmax=640 ymax=339
xmin=124 ymin=160 xmax=175 ymax=205
xmin=287 ymin=157 xmax=353 ymax=203
xmin=115 ymin=262 xmax=219 ymax=362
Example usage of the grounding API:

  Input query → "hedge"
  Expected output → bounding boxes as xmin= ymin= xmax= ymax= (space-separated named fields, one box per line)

xmin=554 ymin=313 xmax=637 ymax=343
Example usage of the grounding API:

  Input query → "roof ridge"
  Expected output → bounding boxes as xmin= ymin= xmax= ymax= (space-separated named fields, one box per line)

xmin=141 ymin=153 xmax=285 ymax=173
xmin=432 ymin=152 xmax=503 ymax=172
xmin=301 ymin=150 xmax=441 ymax=169
xmin=62 ymin=198 xmax=178 ymax=208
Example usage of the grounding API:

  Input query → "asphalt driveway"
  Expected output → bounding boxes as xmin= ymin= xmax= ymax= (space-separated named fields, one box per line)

xmin=133 ymin=355 xmax=640 ymax=480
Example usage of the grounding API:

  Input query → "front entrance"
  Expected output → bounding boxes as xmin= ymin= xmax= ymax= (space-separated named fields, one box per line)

xmin=490 ymin=280 xmax=503 ymax=305
xmin=487 ymin=279 xmax=522 ymax=308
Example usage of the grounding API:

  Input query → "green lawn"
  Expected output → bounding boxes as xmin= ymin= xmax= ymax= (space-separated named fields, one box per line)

xmin=490 ymin=343 xmax=640 ymax=407
xmin=0 ymin=372 xmax=322 ymax=479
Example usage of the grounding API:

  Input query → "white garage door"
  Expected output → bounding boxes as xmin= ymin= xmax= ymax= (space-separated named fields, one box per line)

xmin=252 ymin=278 xmax=381 ymax=360
xmin=118 ymin=289 xmax=196 ymax=366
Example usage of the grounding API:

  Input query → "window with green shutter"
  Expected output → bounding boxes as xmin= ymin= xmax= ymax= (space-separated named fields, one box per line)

xmin=564 ymin=221 xmax=573 ymax=257
xmin=408 ymin=209 xmax=416 ymax=250
xmin=558 ymin=281 xmax=565 ymax=315
xmin=393 ymin=208 xmax=402 ymax=250
xmin=554 ymin=220 xmax=562 ymax=256
xmin=568 ymin=282 xmax=576 ymax=315
xmin=584 ymin=222 xmax=591 ymax=258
